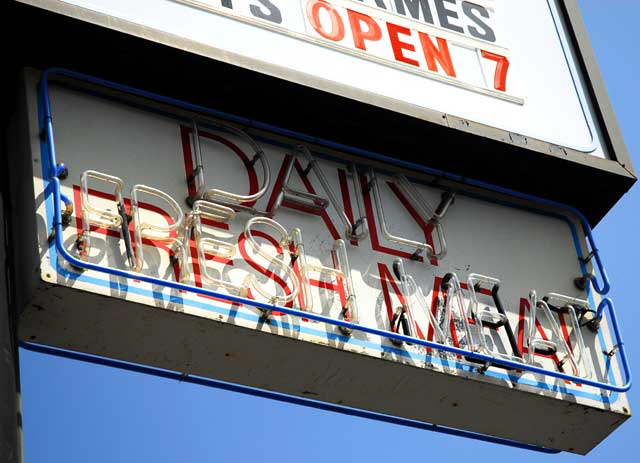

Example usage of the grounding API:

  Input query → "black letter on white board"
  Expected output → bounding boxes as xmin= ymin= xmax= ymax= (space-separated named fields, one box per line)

xmin=394 ymin=0 xmax=435 ymax=25
xmin=462 ymin=2 xmax=496 ymax=42
xmin=250 ymin=0 xmax=282 ymax=24
xmin=434 ymin=0 xmax=464 ymax=33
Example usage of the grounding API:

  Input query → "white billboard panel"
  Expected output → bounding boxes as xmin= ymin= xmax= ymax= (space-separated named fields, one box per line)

xmin=19 ymin=0 xmax=609 ymax=157
xmin=16 ymin=72 xmax=630 ymax=453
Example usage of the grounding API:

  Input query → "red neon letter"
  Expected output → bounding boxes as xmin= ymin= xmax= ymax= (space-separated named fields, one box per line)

xmin=347 ymin=9 xmax=382 ymax=50
xmin=481 ymin=50 xmax=510 ymax=92
xmin=306 ymin=0 xmax=345 ymax=42
xmin=517 ymin=298 xmax=578 ymax=384
xmin=266 ymin=155 xmax=342 ymax=240
xmin=238 ymin=230 xmax=296 ymax=312
xmin=378 ymin=263 xmax=428 ymax=346
xmin=180 ymin=125 xmax=259 ymax=208
xmin=386 ymin=22 xmax=419 ymax=67
xmin=418 ymin=33 xmax=456 ymax=77
xmin=360 ymin=174 xmax=439 ymax=265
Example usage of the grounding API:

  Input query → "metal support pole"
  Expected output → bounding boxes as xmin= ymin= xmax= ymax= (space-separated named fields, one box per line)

xmin=1 ymin=139 xmax=22 ymax=463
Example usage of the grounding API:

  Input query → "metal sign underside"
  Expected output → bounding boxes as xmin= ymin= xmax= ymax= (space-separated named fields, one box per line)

xmin=15 ymin=0 xmax=613 ymax=160
xmin=15 ymin=71 xmax=631 ymax=454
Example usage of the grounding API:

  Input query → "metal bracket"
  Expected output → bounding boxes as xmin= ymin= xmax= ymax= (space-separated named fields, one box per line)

xmin=604 ymin=344 xmax=621 ymax=358
xmin=579 ymin=251 xmax=596 ymax=264
xmin=574 ymin=273 xmax=595 ymax=290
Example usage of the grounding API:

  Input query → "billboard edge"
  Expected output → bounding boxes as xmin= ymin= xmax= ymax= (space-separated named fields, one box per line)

xmin=559 ymin=0 xmax=635 ymax=177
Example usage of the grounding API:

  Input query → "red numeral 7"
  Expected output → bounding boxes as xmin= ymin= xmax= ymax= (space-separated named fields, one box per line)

xmin=481 ymin=50 xmax=510 ymax=92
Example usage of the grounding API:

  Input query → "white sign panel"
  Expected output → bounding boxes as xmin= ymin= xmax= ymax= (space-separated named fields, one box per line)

xmin=22 ymin=0 xmax=608 ymax=157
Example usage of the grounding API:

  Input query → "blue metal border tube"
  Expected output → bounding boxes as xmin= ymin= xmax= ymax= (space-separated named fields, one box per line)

xmin=597 ymin=298 xmax=632 ymax=388
xmin=38 ymin=68 xmax=630 ymax=394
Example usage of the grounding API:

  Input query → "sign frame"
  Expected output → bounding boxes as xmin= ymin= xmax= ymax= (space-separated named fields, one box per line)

xmin=9 ymin=68 xmax=632 ymax=454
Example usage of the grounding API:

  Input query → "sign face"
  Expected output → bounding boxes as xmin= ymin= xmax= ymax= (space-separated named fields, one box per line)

xmin=20 ymin=0 xmax=610 ymax=158
xmin=177 ymin=0 xmax=519 ymax=103
xmin=17 ymin=73 xmax=630 ymax=454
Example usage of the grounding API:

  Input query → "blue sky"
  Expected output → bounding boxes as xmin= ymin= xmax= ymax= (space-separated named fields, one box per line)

xmin=19 ymin=1 xmax=639 ymax=461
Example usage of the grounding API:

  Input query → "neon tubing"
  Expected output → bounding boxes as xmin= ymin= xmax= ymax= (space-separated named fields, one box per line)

xmin=78 ymin=170 xmax=126 ymax=261
xmin=441 ymin=272 xmax=477 ymax=353
xmin=466 ymin=273 xmax=523 ymax=364
xmin=545 ymin=293 xmax=593 ymax=380
xmin=527 ymin=293 xmax=581 ymax=378
xmin=192 ymin=120 xmax=272 ymax=205
xmin=131 ymin=183 xmax=185 ymax=273
xmin=368 ymin=169 xmax=434 ymax=259
xmin=38 ymin=68 xmax=630 ymax=394
xmin=244 ymin=216 xmax=300 ymax=305
xmin=392 ymin=174 xmax=449 ymax=259
xmin=297 ymin=145 xmax=367 ymax=241
xmin=43 ymin=68 xmax=610 ymax=294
